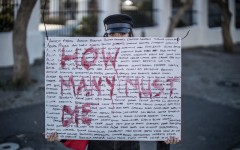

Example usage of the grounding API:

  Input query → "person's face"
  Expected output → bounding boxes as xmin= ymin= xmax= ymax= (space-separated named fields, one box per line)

xmin=108 ymin=32 xmax=129 ymax=37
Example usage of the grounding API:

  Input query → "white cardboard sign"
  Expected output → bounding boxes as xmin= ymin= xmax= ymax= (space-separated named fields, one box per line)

xmin=45 ymin=37 xmax=181 ymax=141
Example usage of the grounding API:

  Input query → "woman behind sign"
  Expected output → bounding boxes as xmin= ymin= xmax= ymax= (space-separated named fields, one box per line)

xmin=47 ymin=14 xmax=179 ymax=150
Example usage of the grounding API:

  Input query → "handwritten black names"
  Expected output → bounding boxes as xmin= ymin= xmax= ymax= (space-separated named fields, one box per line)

xmin=45 ymin=37 xmax=181 ymax=141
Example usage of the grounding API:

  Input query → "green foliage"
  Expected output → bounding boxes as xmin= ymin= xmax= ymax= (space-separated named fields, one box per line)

xmin=42 ymin=16 xmax=66 ymax=25
xmin=0 ymin=81 xmax=3 ymax=89
xmin=72 ymin=15 xmax=98 ymax=36
xmin=13 ymin=78 xmax=24 ymax=86
xmin=138 ymin=0 xmax=152 ymax=10
xmin=0 ymin=4 xmax=14 ymax=32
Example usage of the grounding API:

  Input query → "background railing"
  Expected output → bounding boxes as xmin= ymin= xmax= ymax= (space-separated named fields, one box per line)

xmin=172 ymin=10 xmax=198 ymax=28
xmin=0 ymin=0 xmax=19 ymax=32
xmin=41 ymin=0 xmax=101 ymax=37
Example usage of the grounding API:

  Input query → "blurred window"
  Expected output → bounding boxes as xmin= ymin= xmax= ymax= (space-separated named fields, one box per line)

xmin=0 ymin=0 xmax=17 ymax=32
xmin=236 ymin=0 xmax=240 ymax=28
xmin=120 ymin=0 xmax=157 ymax=28
xmin=208 ymin=0 xmax=223 ymax=28
xmin=172 ymin=0 xmax=196 ymax=28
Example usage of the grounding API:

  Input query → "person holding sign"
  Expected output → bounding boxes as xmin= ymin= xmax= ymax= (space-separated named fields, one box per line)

xmin=103 ymin=14 xmax=134 ymax=37
xmin=47 ymin=14 xmax=180 ymax=150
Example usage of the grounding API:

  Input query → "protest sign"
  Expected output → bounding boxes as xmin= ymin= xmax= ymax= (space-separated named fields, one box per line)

xmin=45 ymin=37 xmax=181 ymax=141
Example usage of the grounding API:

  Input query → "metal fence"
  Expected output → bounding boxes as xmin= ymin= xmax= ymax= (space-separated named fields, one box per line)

xmin=121 ymin=9 xmax=159 ymax=28
xmin=172 ymin=10 xmax=198 ymax=28
xmin=41 ymin=0 xmax=101 ymax=37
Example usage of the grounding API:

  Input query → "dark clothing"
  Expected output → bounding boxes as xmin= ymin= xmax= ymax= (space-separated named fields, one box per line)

xmin=157 ymin=141 xmax=170 ymax=150
xmin=88 ymin=141 xmax=140 ymax=150
xmin=88 ymin=141 xmax=170 ymax=150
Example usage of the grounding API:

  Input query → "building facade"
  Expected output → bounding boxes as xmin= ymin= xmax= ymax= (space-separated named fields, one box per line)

xmin=0 ymin=0 xmax=239 ymax=67
xmin=97 ymin=0 xmax=240 ymax=48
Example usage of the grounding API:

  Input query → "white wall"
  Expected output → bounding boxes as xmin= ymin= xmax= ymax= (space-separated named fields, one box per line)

xmin=0 ymin=0 xmax=43 ymax=67
xmin=230 ymin=0 xmax=240 ymax=43
xmin=0 ymin=33 xmax=14 ymax=66
xmin=28 ymin=0 xmax=43 ymax=64
xmin=97 ymin=0 xmax=121 ymax=36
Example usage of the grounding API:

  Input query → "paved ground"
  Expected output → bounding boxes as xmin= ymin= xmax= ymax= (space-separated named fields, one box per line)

xmin=0 ymin=44 xmax=240 ymax=150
